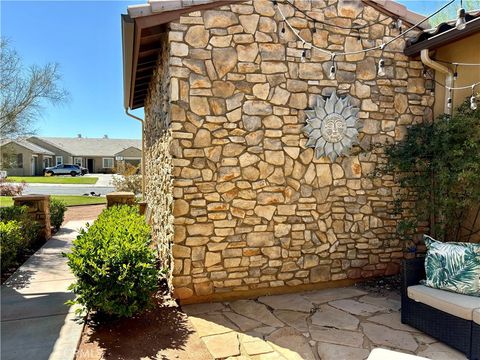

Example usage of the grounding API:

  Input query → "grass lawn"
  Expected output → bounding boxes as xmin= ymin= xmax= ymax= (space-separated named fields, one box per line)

xmin=0 ymin=195 xmax=106 ymax=207
xmin=6 ymin=176 xmax=98 ymax=184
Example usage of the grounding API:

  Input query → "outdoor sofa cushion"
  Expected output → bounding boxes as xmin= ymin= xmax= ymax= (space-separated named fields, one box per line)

xmin=474 ymin=308 xmax=480 ymax=325
xmin=367 ymin=348 xmax=429 ymax=359
xmin=423 ymin=235 xmax=480 ymax=296
xmin=407 ymin=284 xmax=480 ymax=320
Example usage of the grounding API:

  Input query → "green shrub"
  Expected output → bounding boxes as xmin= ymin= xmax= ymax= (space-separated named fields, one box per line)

xmin=0 ymin=221 xmax=25 ymax=272
xmin=50 ymin=199 xmax=67 ymax=231
xmin=0 ymin=205 xmax=28 ymax=222
xmin=0 ymin=205 xmax=41 ymax=247
xmin=380 ymin=99 xmax=480 ymax=242
xmin=66 ymin=205 xmax=159 ymax=317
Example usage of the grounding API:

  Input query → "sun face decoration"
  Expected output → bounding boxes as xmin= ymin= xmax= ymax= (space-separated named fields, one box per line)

xmin=303 ymin=92 xmax=361 ymax=162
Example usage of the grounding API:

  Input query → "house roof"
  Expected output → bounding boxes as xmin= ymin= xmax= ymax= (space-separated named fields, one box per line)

xmin=405 ymin=10 xmax=480 ymax=56
xmin=122 ymin=0 xmax=427 ymax=111
xmin=0 ymin=138 xmax=55 ymax=156
xmin=29 ymin=137 xmax=141 ymax=157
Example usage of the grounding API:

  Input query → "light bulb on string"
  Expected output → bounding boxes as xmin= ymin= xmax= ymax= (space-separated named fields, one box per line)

xmin=397 ymin=19 xmax=403 ymax=32
xmin=447 ymin=89 xmax=452 ymax=109
xmin=378 ymin=58 xmax=386 ymax=77
xmin=456 ymin=5 xmax=467 ymax=30
xmin=312 ymin=21 xmax=317 ymax=33
xmin=301 ymin=49 xmax=307 ymax=62
xmin=471 ymin=85 xmax=478 ymax=110
xmin=453 ymin=65 xmax=458 ymax=81
xmin=329 ymin=55 xmax=336 ymax=80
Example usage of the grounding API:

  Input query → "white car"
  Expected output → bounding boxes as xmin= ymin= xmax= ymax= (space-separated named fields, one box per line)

xmin=44 ymin=164 xmax=82 ymax=177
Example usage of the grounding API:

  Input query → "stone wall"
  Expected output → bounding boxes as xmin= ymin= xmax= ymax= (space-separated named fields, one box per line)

xmin=145 ymin=0 xmax=433 ymax=302
xmin=144 ymin=34 xmax=175 ymax=280
xmin=13 ymin=195 xmax=52 ymax=240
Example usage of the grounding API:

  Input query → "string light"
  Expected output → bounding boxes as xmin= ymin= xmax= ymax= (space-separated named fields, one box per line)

xmin=453 ymin=64 xmax=458 ymax=80
xmin=301 ymin=49 xmax=307 ymax=62
xmin=456 ymin=1 xmax=467 ymax=30
xmin=378 ymin=58 xmax=386 ymax=77
xmin=397 ymin=19 xmax=403 ymax=33
xmin=281 ymin=0 xmax=394 ymax=31
xmin=447 ymin=92 xmax=453 ymax=109
xmin=329 ymin=54 xmax=336 ymax=80
xmin=275 ymin=0 xmax=456 ymax=58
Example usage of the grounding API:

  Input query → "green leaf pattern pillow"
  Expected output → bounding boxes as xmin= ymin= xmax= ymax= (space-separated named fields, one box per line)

xmin=423 ymin=235 xmax=480 ymax=296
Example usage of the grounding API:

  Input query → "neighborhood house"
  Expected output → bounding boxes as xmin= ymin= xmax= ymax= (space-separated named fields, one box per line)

xmin=0 ymin=136 xmax=142 ymax=176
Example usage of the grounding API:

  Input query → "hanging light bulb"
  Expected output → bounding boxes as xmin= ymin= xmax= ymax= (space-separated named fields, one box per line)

xmin=447 ymin=89 xmax=452 ymax=109
xmin=456 ymin=8 xmax=467 ymax=30
xmin=378 ymin=58 xmax=386 ymax=77
xmin=423 ymin=69 xmax=428 ymax=78
xmin=471 ymin=85 xmax=478 ymax=110
xmin=301 ymin=49 xmax=306 ymax=63
xmin=312 ymin=21 xmax=317 ymax=33
xmin=281 ymin=21 xmax=286 ymax=34
xmin=453 ymin=65 xmax=458 ymax=80
xmin=471 ymin=95 xmax=478 ymax=110
xmin=397 ymin=19 xmax=403 ymax=32
xmin=329 ymin=55 xmax=336 ymax=80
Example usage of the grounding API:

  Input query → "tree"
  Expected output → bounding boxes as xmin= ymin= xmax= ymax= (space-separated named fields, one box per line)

xmin=430 ymin=0 xmax=480 ymax=27
xmin=0 ymin=39 xmax=69 ymax=138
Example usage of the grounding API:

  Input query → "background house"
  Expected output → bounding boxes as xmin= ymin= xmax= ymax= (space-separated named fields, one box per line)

xmin=0 ymin=138 xmax=55 ymax=176
xmin=0 ymin=136 xmax=141 ymax=175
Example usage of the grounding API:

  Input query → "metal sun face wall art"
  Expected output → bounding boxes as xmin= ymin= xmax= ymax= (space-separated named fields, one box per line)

xmin=303 ymin=91 xmax=361 ymax=161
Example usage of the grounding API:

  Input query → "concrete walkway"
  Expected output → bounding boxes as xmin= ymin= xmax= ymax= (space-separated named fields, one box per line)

xmin=1 ymin=220 xmax=90 ymax=360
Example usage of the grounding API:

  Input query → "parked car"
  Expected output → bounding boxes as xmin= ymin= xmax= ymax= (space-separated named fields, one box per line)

xmin=73 ymin=165 xmax=89 ymax=175
xmin=44 ymin=164 xmax=82 ymax=176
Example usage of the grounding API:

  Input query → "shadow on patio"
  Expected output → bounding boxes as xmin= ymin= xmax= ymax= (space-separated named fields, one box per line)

xmin=75 ymin=299 xmax=212 ymax=360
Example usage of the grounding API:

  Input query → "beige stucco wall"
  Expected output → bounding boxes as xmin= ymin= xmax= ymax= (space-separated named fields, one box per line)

xmin=1 ymin=143 xmax=35 ymax=176
xmin=432 ymin=33 xmax=480 ymax=243
xmin=143 ymin=0 xmax=432 ymax=303
xmin=433 ymin=32 xmax=480 ymax=117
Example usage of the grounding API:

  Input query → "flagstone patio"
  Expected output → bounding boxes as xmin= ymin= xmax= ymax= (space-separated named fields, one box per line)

xmin=183 ymin=287 xmax=467 ymax=360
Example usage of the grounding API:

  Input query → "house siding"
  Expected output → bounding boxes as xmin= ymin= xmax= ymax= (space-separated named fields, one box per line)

xmin=145 ymin=0 xmax=433 ymax=302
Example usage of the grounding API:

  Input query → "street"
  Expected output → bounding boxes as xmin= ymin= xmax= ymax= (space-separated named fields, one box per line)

xmin=22 ymin=184 xmax=114 ymax=196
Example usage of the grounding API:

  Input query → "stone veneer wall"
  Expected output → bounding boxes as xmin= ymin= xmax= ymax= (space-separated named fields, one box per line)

xmin=144 ymin=0 xmax=434 ymax=302
xmin=144 ymin=34 xmax=175 ymax=281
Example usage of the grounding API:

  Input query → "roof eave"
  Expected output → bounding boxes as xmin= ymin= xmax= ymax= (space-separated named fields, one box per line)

xmin=404 ymin=16 xmax=480 ymax=56
xmin=122 ymin=14 xmax=135 ymax=110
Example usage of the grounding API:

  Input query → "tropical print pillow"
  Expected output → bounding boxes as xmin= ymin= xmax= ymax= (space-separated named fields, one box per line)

xmin=423 ymin=235 xmax=480 ymax=296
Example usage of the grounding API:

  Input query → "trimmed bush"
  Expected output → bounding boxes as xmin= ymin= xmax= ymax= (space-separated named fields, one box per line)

xmin=50 ymin=199 xmax=67 ymax=231
xmin=0 ymin=221 xmax=25 ymax=272
xmin=66 ymin=205 xmax=159 ymax=317
xmin=0 ymin=205 xmax=41 ymax=247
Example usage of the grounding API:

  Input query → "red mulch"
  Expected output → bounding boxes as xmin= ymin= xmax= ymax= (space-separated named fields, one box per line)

xmin=75 ymin=299 xmax=212 ymax=360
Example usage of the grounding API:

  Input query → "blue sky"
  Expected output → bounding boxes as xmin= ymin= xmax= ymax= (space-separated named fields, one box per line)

xmin=1 ymin=1 xmax=473 ymax=139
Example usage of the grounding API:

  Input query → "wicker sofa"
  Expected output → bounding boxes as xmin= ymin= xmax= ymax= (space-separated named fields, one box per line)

xmin=401 ymin=258 xmax=480 ymax=359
